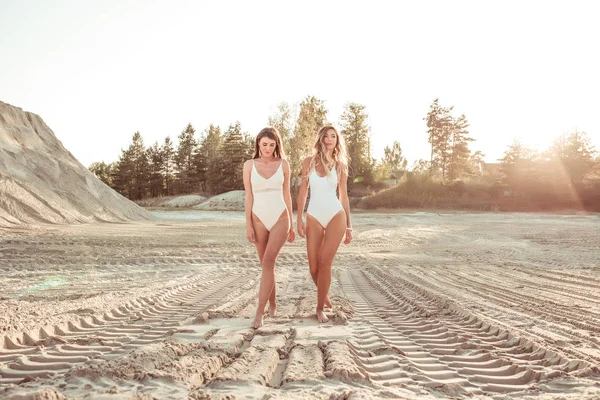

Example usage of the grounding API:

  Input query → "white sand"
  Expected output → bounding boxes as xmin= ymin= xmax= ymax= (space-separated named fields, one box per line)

xmin=1 ymin=211 xmax=599 ymax=399
xmin=0 ymin=101 xmax=153 ymax=227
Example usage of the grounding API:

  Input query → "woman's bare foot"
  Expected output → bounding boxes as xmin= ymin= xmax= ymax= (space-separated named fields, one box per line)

xmin=268 ymin=303 xmax=277 ymax=317
xmin=325 ymin=297 xmax=333 ymax=309
xmin=252 ymin=312 xmax=264 ymax=329
xmin=316 ymin=309 xmax=329 ymax=323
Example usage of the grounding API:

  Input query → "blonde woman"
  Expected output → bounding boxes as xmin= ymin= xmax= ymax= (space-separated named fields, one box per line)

xmin=243 ymin=127 xmax=295 ymax=329
xmin=297 ymin=125 xmax=352 ymax=323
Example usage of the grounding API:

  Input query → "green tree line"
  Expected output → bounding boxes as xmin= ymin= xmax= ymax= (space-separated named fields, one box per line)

xmin=89 ymin=95 xmax=395 ymax=200
xmin=89 ymin=96 xmax=599 ymax=206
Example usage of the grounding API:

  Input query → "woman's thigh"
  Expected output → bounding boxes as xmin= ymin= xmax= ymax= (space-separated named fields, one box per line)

xmin=319 ymin=211 xmax=346 ymax=263
xmin=306 ymin=214 xmax=325 ymax=268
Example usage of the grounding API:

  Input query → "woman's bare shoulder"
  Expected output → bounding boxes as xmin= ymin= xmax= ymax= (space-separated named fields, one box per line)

xmin=244 ymin=159 xmax=255 ymax=170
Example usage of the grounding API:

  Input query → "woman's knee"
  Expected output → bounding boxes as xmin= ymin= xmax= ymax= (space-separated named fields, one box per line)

xmin=262 ymin=252 xmax=279 ymax=267
xmin=318 ymin=254 xmax=334 ymax=271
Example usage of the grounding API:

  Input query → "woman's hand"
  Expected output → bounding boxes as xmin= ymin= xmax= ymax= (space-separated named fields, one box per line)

xmin=344 ymin=228 xmax=353 ymax=244
xmin=297 ymin=219 xmax=305 ymax=238
xmin=246 ymin=226 xmax=256 ymax=243
xmin=287 ymin=226 xmax=296 ymax=243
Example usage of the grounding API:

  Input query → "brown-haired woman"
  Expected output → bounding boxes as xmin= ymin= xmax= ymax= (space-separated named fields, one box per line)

xmin=243 ymin=127 xmax=295 ymax=328
xmin=296 ymin=125 xmax=352 ymax=323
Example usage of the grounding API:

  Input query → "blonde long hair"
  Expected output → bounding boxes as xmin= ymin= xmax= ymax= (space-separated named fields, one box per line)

xmin=309 ymin=125 xmax=348 ymax=177
xmin=252 ymin=127 xmax=286 ymax=159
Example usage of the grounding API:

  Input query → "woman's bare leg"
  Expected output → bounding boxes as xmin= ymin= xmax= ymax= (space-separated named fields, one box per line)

xmin=306 ymin=215 xmax=333 ymax=308
xmin=305 ymin=214 xmax=323 ymax=284
xmin=316 ymin=211 xmax=346 ymax=323
xmin=252 ymin=213 xmax=289 ymax=328
xmin=252 ymin=215 xmax=277 ymax=316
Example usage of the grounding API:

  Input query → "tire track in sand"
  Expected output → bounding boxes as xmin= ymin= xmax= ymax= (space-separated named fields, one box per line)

xmin=338 ymin=267 xmax=588 ymax=395
xmin=0 ymin=271 xmax=253 ymax=385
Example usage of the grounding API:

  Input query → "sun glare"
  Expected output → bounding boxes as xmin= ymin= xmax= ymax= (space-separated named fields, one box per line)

xmin=520 ymin=134 xmax=556 ymax=154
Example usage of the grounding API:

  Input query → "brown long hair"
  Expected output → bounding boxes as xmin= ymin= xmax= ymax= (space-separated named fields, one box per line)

xmin=252 ymin=127 xmax=286 ymax=159
xmin=309 ymin=125 xmax=348 ymax=176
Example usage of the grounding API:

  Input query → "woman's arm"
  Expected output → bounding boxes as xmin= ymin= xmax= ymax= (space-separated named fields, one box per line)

xmin=296 ymin=157 xmax=311 ymax=238
xmin=282 ymin=159 xmax=295 ymax=242
xmin=242 ymin=160 xmax=255 ymax=243
xmin=338 ymin=164 xmax=352 ymax=244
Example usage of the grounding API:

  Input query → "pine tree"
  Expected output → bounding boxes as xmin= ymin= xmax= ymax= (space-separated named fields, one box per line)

xmin=426 ymin=100 xmax=475 ymax=183
xmin=267 ymin=102 xmax=295 ymax=145
xmin=468 ymin=150 xmax=486 ymax=181
xmin=425 ymin=99 xmax=453 ymax=182
xmin=196 ymin=124 xmax=222 ymax=193
xmin=192 ymin=132 xmax=208 ymax=192
xmin=112 ymin=148 xmax=134 ymax=198
xmin=500 ymin=139 xmax=538 ymax=194
xmin=550 ymin=130 xmax=596 ymax=183
xmin=161 ymin=137 xmax=176 ymax=196
xmin=382 ymin=141 xmax=408 ymax=176
xmin=340 ymin=102 xmax=372 ymax=184
xmin=447 ymin=114 xmax=474 ymax=182
xmin=113 ymin=131 xmax=149 ymax=200
xmin=131 ymin=132 xmax=150 ymax=199
xmin=289 ymin=96 xmax=328 ymax=198
xmin=217 ymin=122 xmax=247 ymax=193
xmin=175 ymin=123 xmax=198 ymax=194
xmin=147 ymin=142 xmax=164 ymax=197
xmin=242 ymin=131 xmax=255 ymax=160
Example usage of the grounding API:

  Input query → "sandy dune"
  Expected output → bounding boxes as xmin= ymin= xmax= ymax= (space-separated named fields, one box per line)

xmin=1 ymin=211 xmax=599 ymax=399
xmin=0 ymin=101 xmax=153 ymax=227
xmin=193 ymin=190 xmax=245 ymax=211
xmin=162 ymin=195 xmax=208 ymax=208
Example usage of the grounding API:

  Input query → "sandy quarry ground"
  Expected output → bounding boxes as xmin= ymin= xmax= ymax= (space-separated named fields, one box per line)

xmin=0 ymin=210 xmax=599 ymax=399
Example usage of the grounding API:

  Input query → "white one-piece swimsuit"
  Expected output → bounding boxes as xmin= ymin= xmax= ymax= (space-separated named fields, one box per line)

xmin=251 ymin=160 xmax=287 ymax=231
xmin=306 ymin=166 xmax=344 ymax=228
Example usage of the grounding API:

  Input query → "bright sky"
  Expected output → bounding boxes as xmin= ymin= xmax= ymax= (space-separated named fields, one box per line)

xmin=1 ymin=0 xmax=599 ymax=168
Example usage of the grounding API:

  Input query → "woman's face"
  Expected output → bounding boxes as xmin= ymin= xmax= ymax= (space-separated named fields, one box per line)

xmin=323 ymin=129 xmax=337 ymax=151
xmin=259 ymin=137 xmax=277 ymax=158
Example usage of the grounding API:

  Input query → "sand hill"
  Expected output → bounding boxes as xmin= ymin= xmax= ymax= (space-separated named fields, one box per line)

xmin=194 ymin=190 xmax=245 ymax=211
xmin=0 ymin=101 xmax=153 ymax=227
